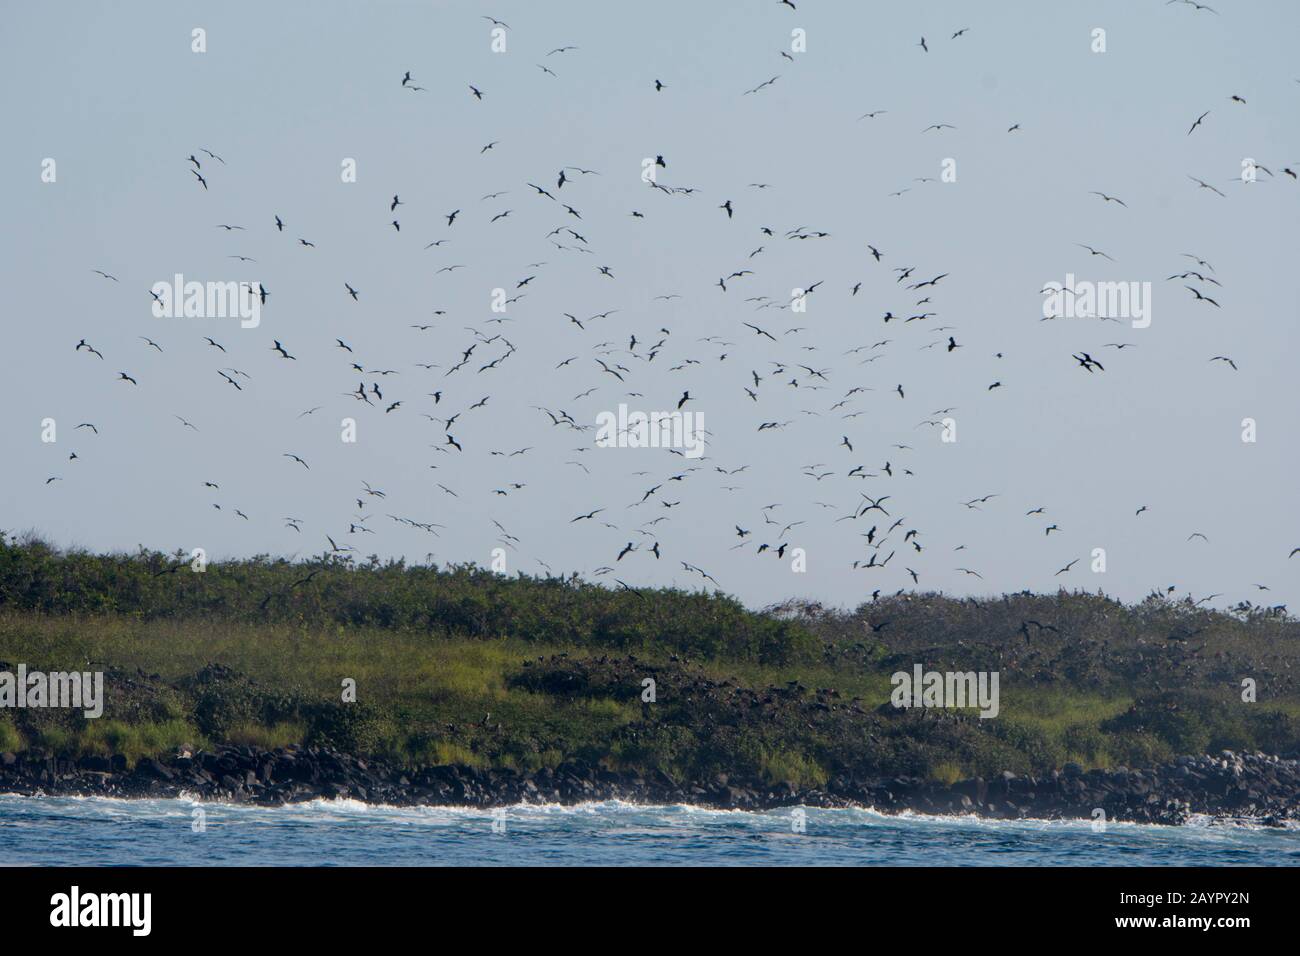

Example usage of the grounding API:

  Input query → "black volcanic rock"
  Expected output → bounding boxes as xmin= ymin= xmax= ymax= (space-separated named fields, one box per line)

xmin=0 ymin=744 xmax=1297 ymax=826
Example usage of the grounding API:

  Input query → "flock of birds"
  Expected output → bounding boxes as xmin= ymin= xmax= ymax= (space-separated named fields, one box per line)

xmin=40 ymin=7 xmax=1299 ymax=613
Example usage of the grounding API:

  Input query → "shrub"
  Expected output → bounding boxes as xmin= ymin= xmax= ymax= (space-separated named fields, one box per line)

xmin=929 ymin=761 xmax=965 ymax=785
xmin=0 ymin=719 xmax=21 ymax=753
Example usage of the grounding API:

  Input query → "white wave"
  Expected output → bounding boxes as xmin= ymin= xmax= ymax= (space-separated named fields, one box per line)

xmin=1 ymin=792 xmax=1294 ymax=838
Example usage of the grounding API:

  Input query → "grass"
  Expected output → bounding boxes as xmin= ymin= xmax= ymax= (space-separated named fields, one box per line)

xmin=759 ymin=749 xmax=830 ymax=789
xmin=224 ymin=720 xmax=306 ymax=751
xmin=74 ymin=720 xmax=200 ymax=768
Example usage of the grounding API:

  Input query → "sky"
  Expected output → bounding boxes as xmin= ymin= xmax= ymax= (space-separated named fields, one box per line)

xmin=2 ymin=0 xmax=1298 ymax=612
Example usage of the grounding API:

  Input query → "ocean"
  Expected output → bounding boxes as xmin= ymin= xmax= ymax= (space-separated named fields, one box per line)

xmin=1 ymin=794 xmax=1297 ymax=866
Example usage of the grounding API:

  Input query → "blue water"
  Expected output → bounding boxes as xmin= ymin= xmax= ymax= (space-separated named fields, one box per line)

xmin=1 ymin=795 xmax=1297 ymax=865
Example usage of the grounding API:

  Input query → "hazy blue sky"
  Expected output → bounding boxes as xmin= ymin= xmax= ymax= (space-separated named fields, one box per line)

xmin=3 ymin=0 xmax=1297 ymax=610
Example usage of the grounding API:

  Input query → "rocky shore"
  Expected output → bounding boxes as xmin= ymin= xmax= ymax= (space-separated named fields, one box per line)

xmin=3 ymin=746 xmax=1297 ymax=826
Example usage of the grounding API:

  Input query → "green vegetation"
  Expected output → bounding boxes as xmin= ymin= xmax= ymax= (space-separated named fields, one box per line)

xmin=1 ymin=534 xmax=1298 ymax=784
